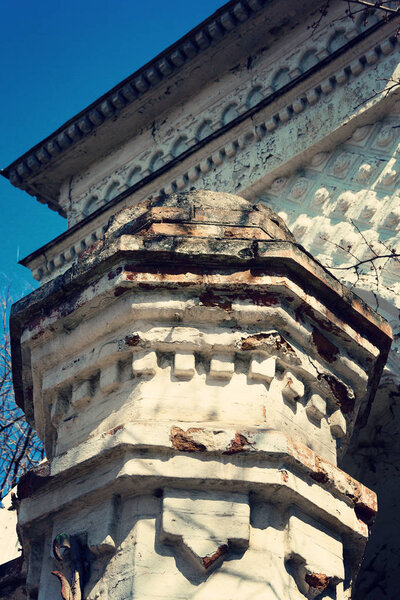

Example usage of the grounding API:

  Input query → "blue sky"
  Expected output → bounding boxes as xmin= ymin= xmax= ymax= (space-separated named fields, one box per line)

xmin=0 ymin=0 xmax=226 ymax=298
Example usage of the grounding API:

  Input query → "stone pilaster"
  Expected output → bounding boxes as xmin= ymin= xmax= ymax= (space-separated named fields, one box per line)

xmin=11 ymin=190 xmax=391 ymax=599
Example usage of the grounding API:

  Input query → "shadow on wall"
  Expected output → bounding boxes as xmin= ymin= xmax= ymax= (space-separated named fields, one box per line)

xmin=342 ymin=379 xmax=400 ymax=600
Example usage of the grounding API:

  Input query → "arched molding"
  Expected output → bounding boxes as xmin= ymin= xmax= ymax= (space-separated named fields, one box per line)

xmin=328 ymin=30 xmax=347 ymax=53
xmin=196 ymin=120 xmax=213 ymax=141
xmin=83 ymin=195 xmax=99 ymax=217
xmin=246 ymin=86 xmax=263 ymax=108
xmin=299 ymin=49 xmax=319 ymax=72
xmin=149 ymin=152 xmax=164 ymax=172
xmin=271 ymin=68 xmax=290 ymax=91
xmin=221 ymin=103 xmax=239 ymax=126
xmin=127 ymin=166 xmax=142 ymax=187
xmin=104 ymin=181 xmax=120 ymax=202
xmin=171 ymin=136 xmax=189 ymax=158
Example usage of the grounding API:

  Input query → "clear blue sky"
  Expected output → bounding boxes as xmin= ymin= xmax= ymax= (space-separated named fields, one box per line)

xmin=0 ymin=0 xmax=226 ymax=299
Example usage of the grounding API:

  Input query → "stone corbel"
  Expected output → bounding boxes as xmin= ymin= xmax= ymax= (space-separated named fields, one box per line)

xmin=51 ymin=496 xmax=119 ymax=599
xmin=87 ymin=494 xmax=120 ymax=556
xmin=285 ymin=509 xmax=344 ymax=599
xmin=160 ymin=488 xmax=250 ymax=572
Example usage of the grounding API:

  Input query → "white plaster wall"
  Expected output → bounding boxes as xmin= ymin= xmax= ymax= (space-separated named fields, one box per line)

xmin=27 ymin=38 xmax=400 ymax=286
xmin=13 ymin=5 xmax=400 ymax=597
xmin=36 ymin=492 xmax=348 ymax=600
xmin=62 ymin=3 xmax=363 ymax=227
xmin=0 ymin=490 xmax=20 ymax=564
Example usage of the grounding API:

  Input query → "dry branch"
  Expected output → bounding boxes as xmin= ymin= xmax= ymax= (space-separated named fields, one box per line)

xmin=0 ymin=289 xmax=43 ymax=500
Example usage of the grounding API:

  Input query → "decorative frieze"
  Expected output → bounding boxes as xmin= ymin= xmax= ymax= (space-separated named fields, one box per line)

xmin=21 ymin=40 xmax=400 ymax=289
xmin=261 ymin=108 xmax=400 ymax=303
xmin=65 ymin=29 xmax=397 ymax=225
xmin=4 ymin=0 xmax=397 ymax=228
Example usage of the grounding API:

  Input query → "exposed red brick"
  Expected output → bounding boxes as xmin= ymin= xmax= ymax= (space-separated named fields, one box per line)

xmin=108 ymin=424 xmax=124 ymax=435
xmin=223 ymin=226 xmax=266 ymax=239
xmin=114 ymin=286 xmax=129 ymax=297
xmin=247 ymin=291 xmax=279 ymax=306
xmin=202 ymin=544 xmax=228 ymax=569
xmin=312 ymin=327 xmax=338 ymax=363
xmin=199 ymin=290 xmax=232 ymax=311
xmin=241 ymin=332 xmax=294 ymax=354
xmin=287 ymin=438 xmax=314 ymax=470
xmin=107 ymin=266 xmax=123 ymax=280
xmin=320 ymin=373 xmax=355 ymax=413
xmin=124 ymin=264 xmax=203 ymax=277
xmin=354 ymin=502 xmax=377 ymax=526
xmin=223 ymin=432 xmax=254 ymax=455
xmin=27 ymin=314 xmax=45 ymax=332
xmin=305 ymin=573 xmax=330 ymax=591
xmin=125 ymin=334 xmax=141 ymax=346
xmin=170 ymin=427 xmax=206 ymax=453
xmin=358 ymin=484 xmax=378 ymax=514
xmin=310 ymin=470 xmax=329 ymax=484
xmin=310 ymin=456 xmax=329 ymax=484
xmin=139 ymin=222 xmax=222 ymax=238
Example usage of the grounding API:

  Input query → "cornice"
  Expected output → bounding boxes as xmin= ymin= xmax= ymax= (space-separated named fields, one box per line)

xmin=2 ymin=2 xmax=398 ymax=216
xmin=1 ymin=0 xmax=269 ymax=210
xmin=11 ymin=242 xmax=391 ymax=418
xmin=70 ymin=25 xmax=399 ymax=219
xmin=19 ymin=24 xmax=400 ymax=281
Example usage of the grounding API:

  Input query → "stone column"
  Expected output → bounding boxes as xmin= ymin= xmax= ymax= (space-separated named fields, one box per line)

xmin=11 ymin=190 xmax=391 ymax=600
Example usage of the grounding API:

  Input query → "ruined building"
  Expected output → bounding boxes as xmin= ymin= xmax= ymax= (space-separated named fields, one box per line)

xmin=1 ymin=1 xmax=400 ymax=598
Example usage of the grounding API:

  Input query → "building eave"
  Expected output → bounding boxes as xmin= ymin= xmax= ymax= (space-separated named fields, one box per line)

xmin=3 ymin=0 xmax=398 ymax=220
xmin=1 ymin=0 xmax=271 ymax=213
xmin=15 ymin=12 xmax=399 ymax=265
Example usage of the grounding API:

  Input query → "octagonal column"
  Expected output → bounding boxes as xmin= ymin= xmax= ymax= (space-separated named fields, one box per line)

xmin=11 ymin=191 xmax=391 ymax=600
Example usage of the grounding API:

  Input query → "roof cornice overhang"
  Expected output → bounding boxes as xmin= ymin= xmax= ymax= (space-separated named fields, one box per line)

xmin=4 ymin=0 xmax=398 ymax=215
xmin=1 ymin=0 xmax=278 ymax=212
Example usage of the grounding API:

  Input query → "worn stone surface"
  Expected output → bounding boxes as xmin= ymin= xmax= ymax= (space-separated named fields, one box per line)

xmin=3 ymin=0 xmax=399 ymax=596
xmin=0 ymin=491 xmax=20 ymax=565
xmin=6 ymin=189 xmax=390 ymax=599
xmin=0 ymin=489 xmax=24 ymax=600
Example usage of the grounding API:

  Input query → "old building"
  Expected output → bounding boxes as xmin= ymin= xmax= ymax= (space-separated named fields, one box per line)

xmin=1 ymin=1 xmax=400 ymax=598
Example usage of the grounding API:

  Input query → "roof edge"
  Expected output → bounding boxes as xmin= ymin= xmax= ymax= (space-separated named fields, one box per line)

xmin=2 ymin=0 xmax=266 ymax=187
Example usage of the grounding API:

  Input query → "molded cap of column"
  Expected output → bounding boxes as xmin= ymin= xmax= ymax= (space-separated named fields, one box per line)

xmin=10 ymin=190 xmax=391 ymax=445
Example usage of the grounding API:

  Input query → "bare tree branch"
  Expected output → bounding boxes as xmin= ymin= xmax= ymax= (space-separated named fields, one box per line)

xmin=321 ymin=217 xmax=400 ymax=307
xmin=310 ymin=0 xmax=400 ymax=36
xmin=329 ymin=251 xmax=400 ymax=270
xmin=0 ymin=289 xmax=44 ymax=501
xmin=345 ymin=0 xmax=400 ymax=15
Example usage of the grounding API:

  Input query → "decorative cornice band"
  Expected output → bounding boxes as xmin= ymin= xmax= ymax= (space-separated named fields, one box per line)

xmin=2 ymin=3 xmax=398 ymax=215
xmin=1 ymin=0 xmax=266 ymax=196
xmin=19 ymin=28 xmax=399 ymax=273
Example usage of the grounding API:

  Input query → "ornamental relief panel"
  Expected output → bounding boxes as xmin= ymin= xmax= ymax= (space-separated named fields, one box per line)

xmin=258 ymin=108 xmax=400 ymax=304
